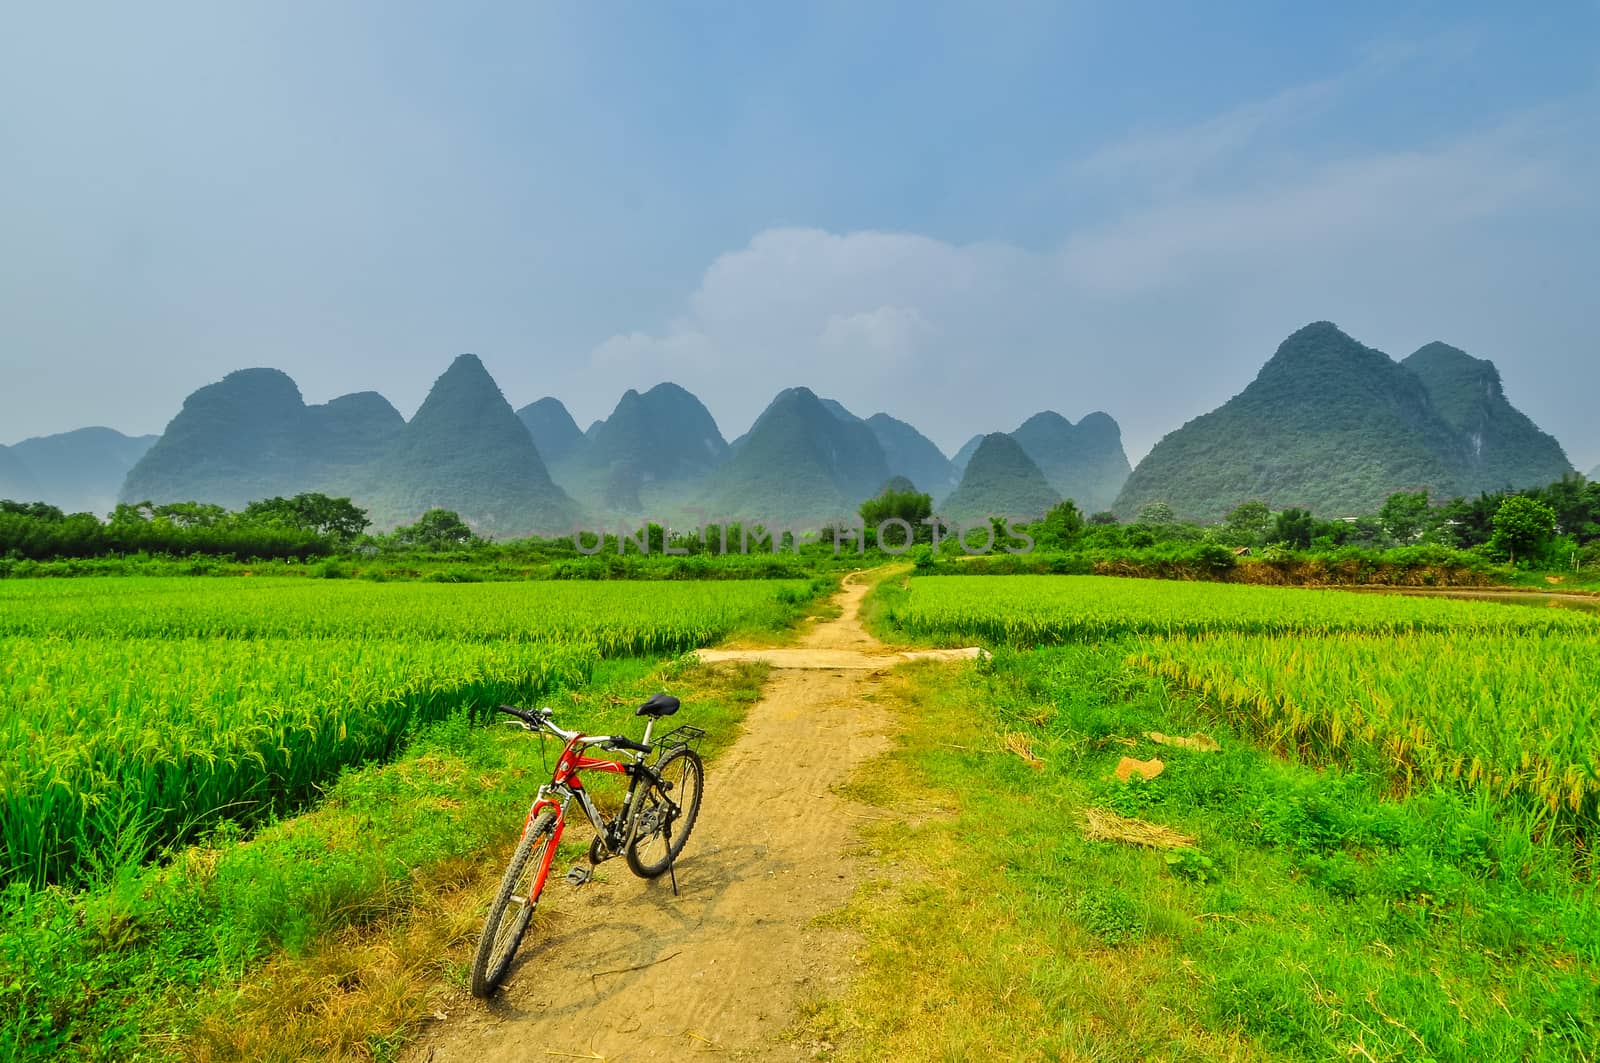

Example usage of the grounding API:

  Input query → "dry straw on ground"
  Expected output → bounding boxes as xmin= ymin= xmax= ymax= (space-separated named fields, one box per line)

xmin=1082 ymin=807 xmax=1195 ymax=850
xmin=1003 ymin=730 xmax=1043 ymax=769
xmin=1146 ymin=731 xmax=1221 ymax=753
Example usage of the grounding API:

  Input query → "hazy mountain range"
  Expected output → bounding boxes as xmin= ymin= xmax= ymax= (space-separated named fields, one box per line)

xmin=1 ymin=427 xmax=156 ymax=515
xmin=93 ymin=356 xmax=1082 ymax=534
xmin=4 ymin=321 xmax=1583 ymax=535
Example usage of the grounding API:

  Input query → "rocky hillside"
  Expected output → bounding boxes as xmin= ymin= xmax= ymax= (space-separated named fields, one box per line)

xmin=119 ymin=357 xmax=574 ymax=534
xmin=516 ymin=397 xmax=586 ymax=464
xmin=1402 ymin=342 xmax=1572 ymax=493
xmin=698 ymin=387 xmax=889 ymax=526
xmin=1113 ymin=322 xmax=1567 ymax=521
xmin=939 ymin=433 xmax=1060 ymax=522
xmin=1009 ymin=410 xmax=1130 ymax=514
xmin=367 ymin=354 xmax=576 ymax=535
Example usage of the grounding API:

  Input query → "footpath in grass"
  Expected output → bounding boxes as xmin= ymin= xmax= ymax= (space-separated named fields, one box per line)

xmin=2 ymin=573 xmax=835 ymax=1060
xmin=797 ymin=576 xmax=1600 ymax=1060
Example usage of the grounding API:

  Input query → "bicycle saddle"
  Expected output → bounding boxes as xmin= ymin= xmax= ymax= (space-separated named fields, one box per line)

xmin=637 ymin=692 xmax=681 ymax=717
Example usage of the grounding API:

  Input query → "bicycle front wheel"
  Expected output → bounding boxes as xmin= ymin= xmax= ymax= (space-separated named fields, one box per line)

xmin=626 ymin=748 xmax=704 ymax=879
xmin=470 ymin=808 xmax=558 ymax=997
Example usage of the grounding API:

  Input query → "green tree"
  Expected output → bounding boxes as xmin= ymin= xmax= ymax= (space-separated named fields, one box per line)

xmin=109 ymin=501 xmax=156 ymax=525
xmin=1523 ymin=475 xmax=1600 ymax=545
xmin=0 ymin=500 xmax=65 ymax=521
xmin=1345 ymin=515 xmax=1387 ymax=548
xmin=291 ymin=493 xmax=369 ymax=541
xmin=1135 ymin=501 xmax=1176 ymax=526
xmin=1035 ymin=499 xmax=1085 ymax=548
xmin=1223 ymin=500 xmax=1271 ymax=545
xmin=1379 ymin=491 xmax=1432 ymax=542
xmin=242 ymin=493 xmax=370 ymax=542
xmin=1436 ymin=493 xmax=1500 ymax=548
xmin=1490 ymin=496 xmax=1557 ymax=565
xmin=1088 ymin=511 xmax=1119 ymax=526
xmin=859 ymin=488 xmax=933 ymax=535
xmin=152 ymin=502 xmax=229 ymax=528
xmin=1270 ymin=507 xmax=1314 ymax=549
xmin=393 ymin=509 xmax=479 ymax=549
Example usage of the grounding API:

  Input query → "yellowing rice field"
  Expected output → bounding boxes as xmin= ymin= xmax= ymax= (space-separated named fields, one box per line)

xmin=1129 ymin=631 xmax=1600 ymax=820
xmin=880 ymin=574 xmax=1600 ymax=824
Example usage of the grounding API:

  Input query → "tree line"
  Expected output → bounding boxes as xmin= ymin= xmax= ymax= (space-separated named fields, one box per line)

xmin=852 ymin=474 xmax=1600 ymax=570
xmin=0 ymin=494 xmax=374 ymax=561
xmin=1025 ymin=475 xmax=1599 ymax=569
xmin=4 ymin=473 xmax=1598 ymax=570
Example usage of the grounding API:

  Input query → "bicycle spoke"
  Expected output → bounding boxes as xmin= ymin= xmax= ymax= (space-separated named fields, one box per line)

xmin=471 ymin=810 xmax=558 ymax=997
xmin=626 ymin=748 xmax=703 ymax=880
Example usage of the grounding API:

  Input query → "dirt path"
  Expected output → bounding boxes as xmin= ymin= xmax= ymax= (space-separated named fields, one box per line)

xmin=406 ymin=573 xmax=976 ymax=1062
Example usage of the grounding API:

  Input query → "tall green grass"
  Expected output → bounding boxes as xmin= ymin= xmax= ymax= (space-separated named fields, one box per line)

xmin=812 ymin=648 xmax=1599 ymax=1062
xmin=0 ymin=576 xmax=817 ymax=655
xmin=1 ymin=636 xmax=593 ymax=886
xmin=0 ymin=575 xmax=822 ymax=886
xmin=1 ymin=657 xmax=769 ymax=1062
xmin=879 ymin=574 xmax=1598 ymax=644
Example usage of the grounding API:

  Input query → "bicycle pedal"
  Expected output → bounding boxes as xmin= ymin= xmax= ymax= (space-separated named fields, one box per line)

xmin=564 ymin=865 xmax=591 ymax=887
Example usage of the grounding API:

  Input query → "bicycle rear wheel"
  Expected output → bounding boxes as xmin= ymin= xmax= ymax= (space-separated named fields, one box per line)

xmin=470 ymin=808 xmax=558 ymax=997
xmin=626 ymin=748 xmax=704 ymax=879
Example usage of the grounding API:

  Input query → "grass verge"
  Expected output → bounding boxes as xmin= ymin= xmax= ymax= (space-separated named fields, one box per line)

xmin=800 ymin=647 xmax=1600 ymax=1061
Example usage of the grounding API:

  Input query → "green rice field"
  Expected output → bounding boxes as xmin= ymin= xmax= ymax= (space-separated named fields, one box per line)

xmin=0 ymin=577 xmax=813 ymax=886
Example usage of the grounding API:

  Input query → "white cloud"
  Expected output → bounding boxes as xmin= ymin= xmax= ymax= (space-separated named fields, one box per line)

xmin=584 ymin=229 xmax=1060 ymax=449
xmin=1061 ymin=117 xmax=1572 ymax=296
xmin=1071 ymin=77 xmax=1343 ymax=193
xmin=1070 ymin=28 xmax=1485 ymax=196
xmin=586 ymin=94 xmax=1594 ymax=464
xmin=819 ymin=305 xmax=936 ymax=362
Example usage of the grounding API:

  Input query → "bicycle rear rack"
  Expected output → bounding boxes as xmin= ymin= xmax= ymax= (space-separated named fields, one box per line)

xmin=654 ymin=724 xmax=705 ymax=757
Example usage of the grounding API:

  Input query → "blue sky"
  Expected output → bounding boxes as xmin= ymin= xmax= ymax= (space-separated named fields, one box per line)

xmin=3 ymin=2 xmax=1597 ymax=469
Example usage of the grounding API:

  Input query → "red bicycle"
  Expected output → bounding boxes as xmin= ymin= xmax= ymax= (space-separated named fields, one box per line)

xmin=469 ymin=693 xmax=705 ymax=998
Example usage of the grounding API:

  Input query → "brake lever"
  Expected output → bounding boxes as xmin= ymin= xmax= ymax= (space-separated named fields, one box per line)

xmin=499 ymin=718 xmax=538 ymax=732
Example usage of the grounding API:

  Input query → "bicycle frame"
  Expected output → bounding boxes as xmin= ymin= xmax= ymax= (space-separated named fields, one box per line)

xmin=514 ymin=718 xmax=666 ymax=899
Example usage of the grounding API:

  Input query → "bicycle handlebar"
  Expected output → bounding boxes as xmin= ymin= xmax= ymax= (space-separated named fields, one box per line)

xmin=493 ymin=704 xmax=542 ymax=726
xmin=495 ymin=704 xmax=651 ymax=755
xmin=494 ymin=703 xmax=577 ymax=741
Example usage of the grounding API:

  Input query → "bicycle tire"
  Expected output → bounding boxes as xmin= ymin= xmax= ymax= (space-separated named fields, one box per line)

xmin=470 ymin=808 xmax=558 ymax=997
xmin=626 ymin=748 xmax=704 ymax=879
